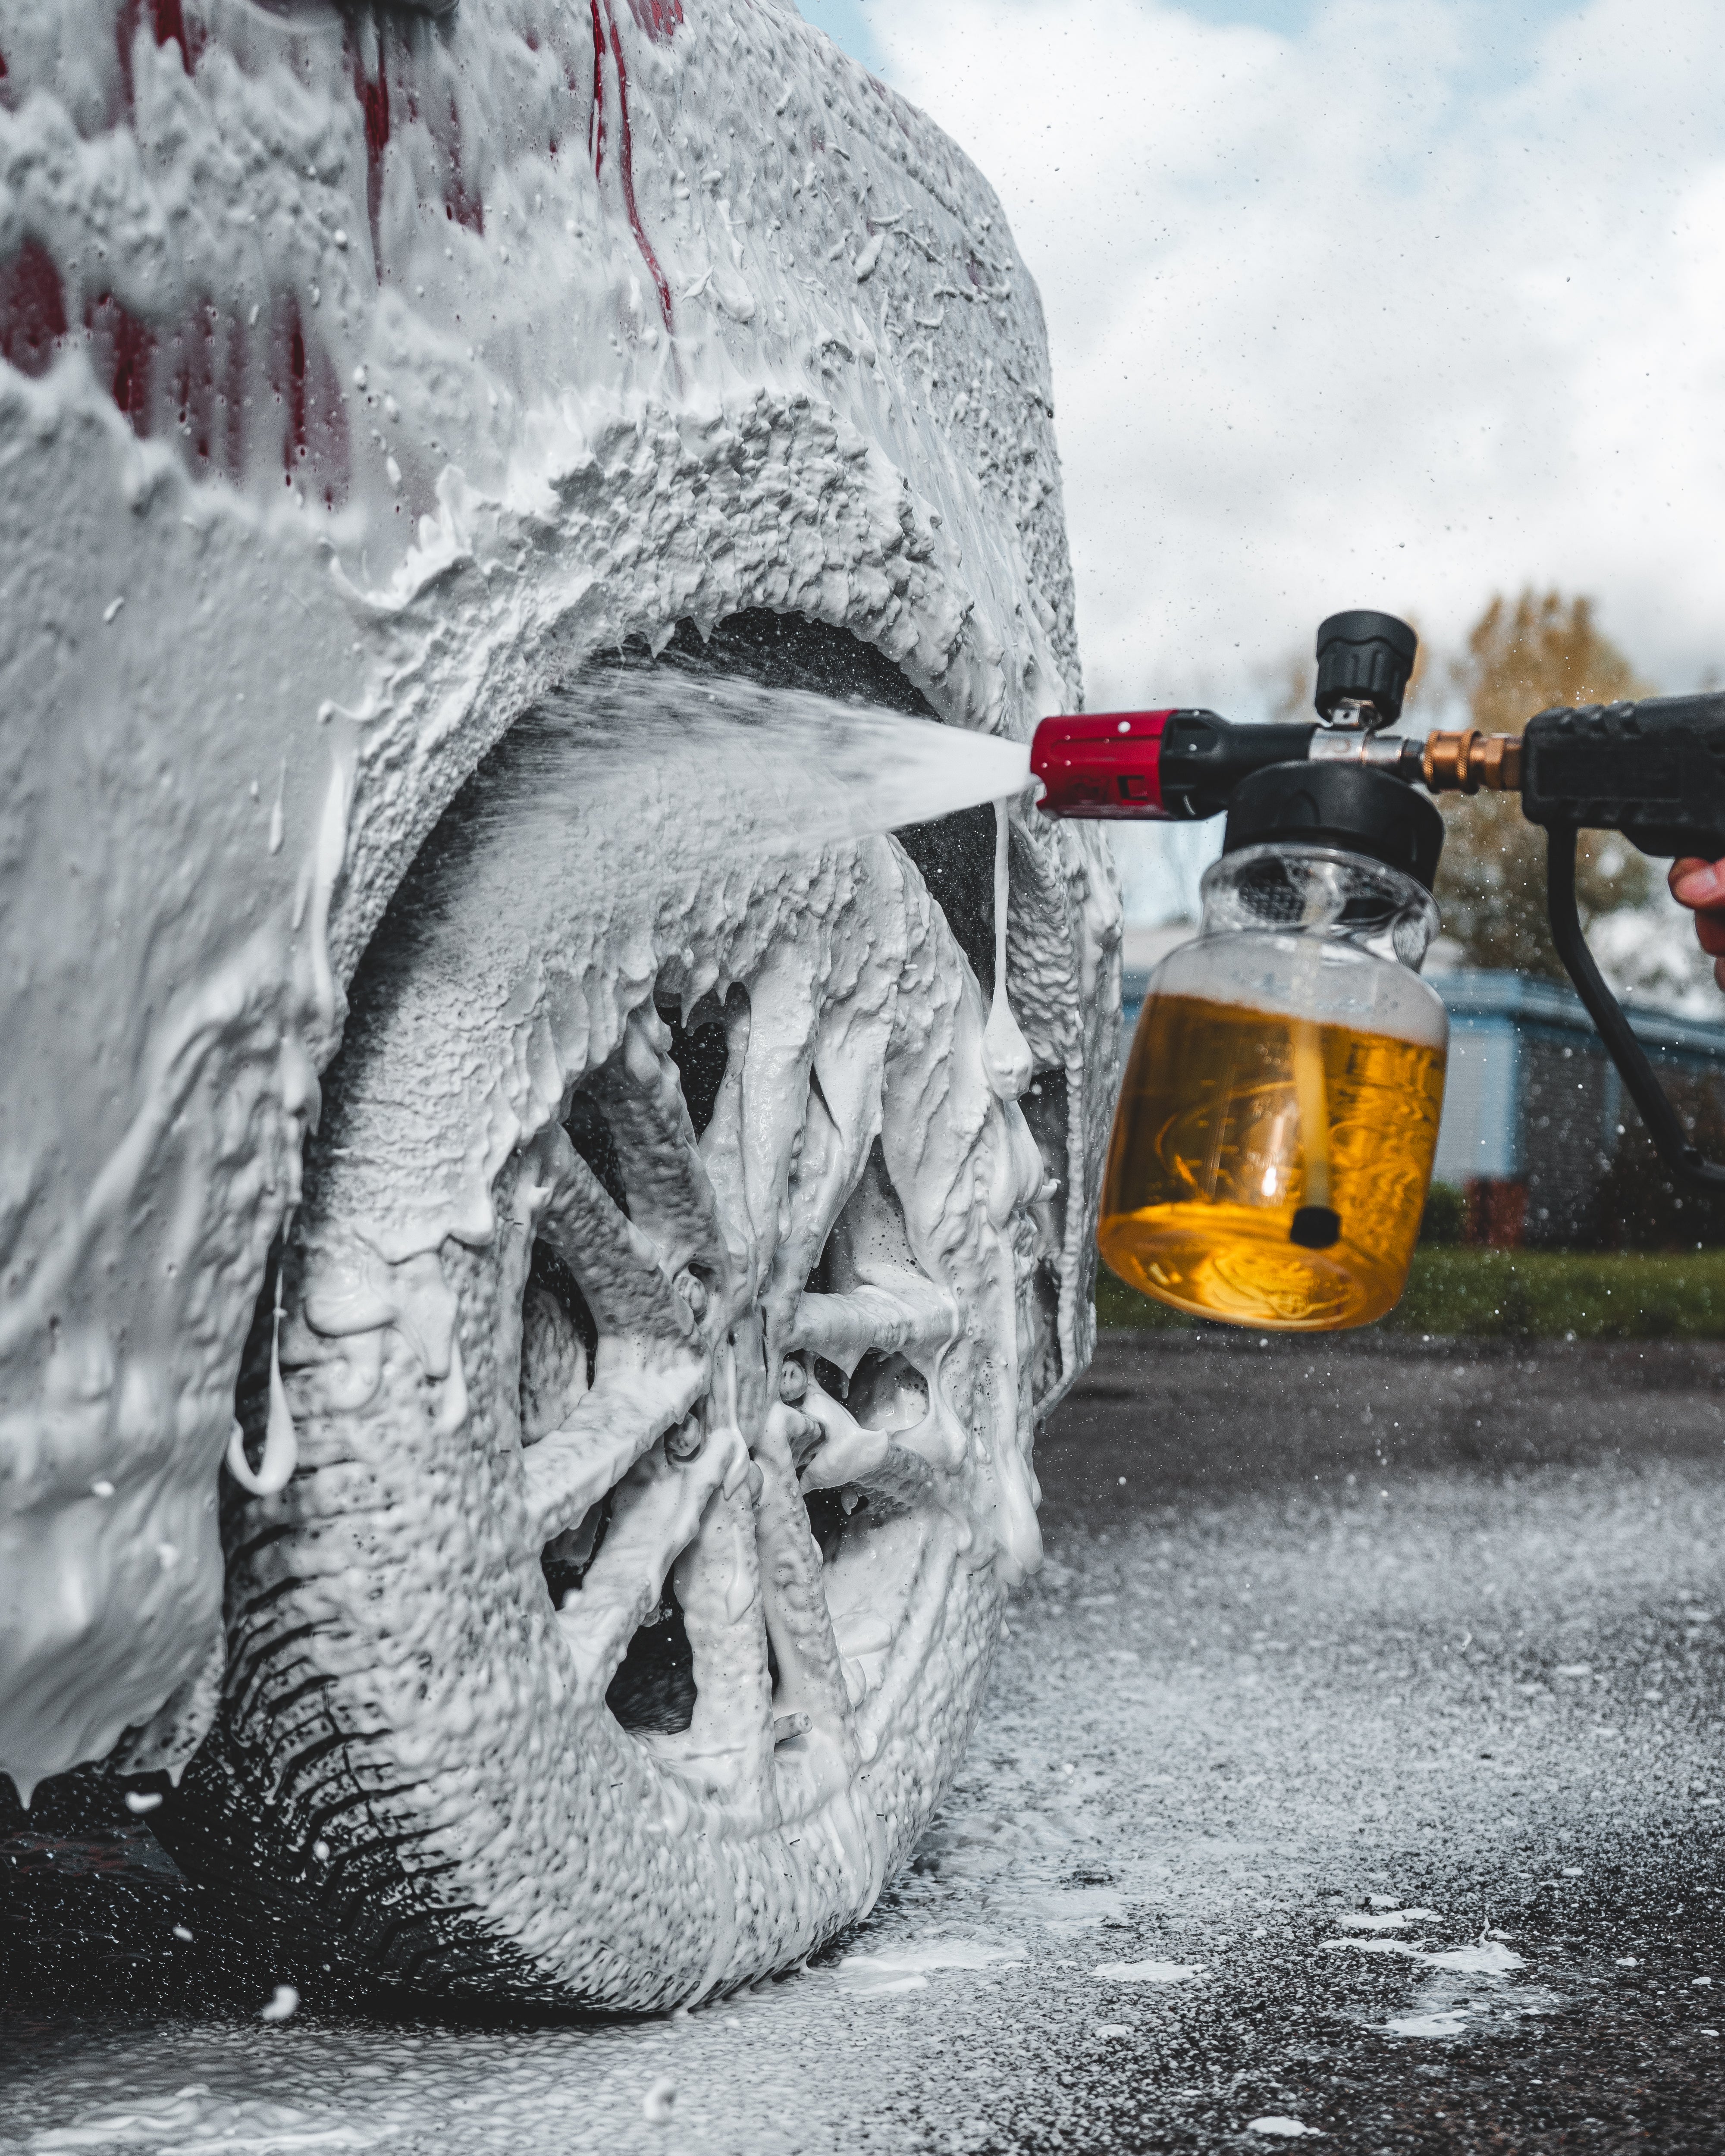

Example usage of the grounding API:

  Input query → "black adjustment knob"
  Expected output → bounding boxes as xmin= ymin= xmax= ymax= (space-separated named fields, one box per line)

xmin=1314 ymin=610 xmax=1418 ymax=725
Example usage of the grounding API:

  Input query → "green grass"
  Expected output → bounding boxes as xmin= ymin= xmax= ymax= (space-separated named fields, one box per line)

xmin=1095 ymin=1247 xmax=1725 ymax=1341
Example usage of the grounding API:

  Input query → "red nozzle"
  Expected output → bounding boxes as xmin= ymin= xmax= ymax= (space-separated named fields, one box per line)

xmin=1030 ymin=711 xmax=1177 ymax=820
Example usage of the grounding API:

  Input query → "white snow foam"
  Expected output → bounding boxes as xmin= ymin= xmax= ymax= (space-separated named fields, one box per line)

xmin=1320 ymin=1937 xmax=1524 ymax=1973
xmin=1383 ymin=2008 xmax=1473 ymax=2038
xmin=511 ymin=664 xmax=1034 ymax=877
xmin=834 ymin=1937 xmax=1027 ymax=1995
xmin=28 ymin=2084 xmax=374 ymax=2151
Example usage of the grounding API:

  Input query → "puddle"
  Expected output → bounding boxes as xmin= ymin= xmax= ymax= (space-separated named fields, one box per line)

xmin=1320 ymin=1914 xmax=1564 ymax=2044
xmin=1379 ymin=1977 xmax=1569 ymax=2041
xmin=1028 ymin=1886 xmax=1129 ymax=1936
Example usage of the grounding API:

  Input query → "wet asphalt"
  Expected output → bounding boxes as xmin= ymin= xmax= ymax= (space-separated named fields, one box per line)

xmin=3 ymin=1328 xmax=1723 ymax=2154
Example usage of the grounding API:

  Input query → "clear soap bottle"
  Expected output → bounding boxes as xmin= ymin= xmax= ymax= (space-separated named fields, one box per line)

xmin=1100 ymin=837 xmax=1449 ymax=1331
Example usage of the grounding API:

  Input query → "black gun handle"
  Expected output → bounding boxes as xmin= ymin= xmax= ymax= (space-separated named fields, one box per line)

xmin=1546 ymin=824 xmax=1725 ymax=1197
xmin=1522 ymin=693 xmax=1725 ymax=858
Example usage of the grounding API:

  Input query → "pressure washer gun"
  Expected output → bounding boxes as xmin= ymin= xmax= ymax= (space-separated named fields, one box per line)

xmin=1027 ymin=611 xmax=1725 ymax=1332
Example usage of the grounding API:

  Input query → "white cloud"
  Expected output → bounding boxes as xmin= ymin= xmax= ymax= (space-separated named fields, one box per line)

xmin=869 ymin=0 xmax=1725 ymax=721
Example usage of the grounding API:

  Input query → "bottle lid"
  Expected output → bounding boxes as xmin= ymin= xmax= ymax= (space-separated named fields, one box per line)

xmin=1223 ymin=761 xmax=1445 ymax=891
xmin=1314 ymin=610 xmax=1418 ymax=725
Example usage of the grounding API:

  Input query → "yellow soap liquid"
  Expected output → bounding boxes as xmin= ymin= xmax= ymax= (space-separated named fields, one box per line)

xmin=1100 ymin=992 xmax=1446 ymax=1331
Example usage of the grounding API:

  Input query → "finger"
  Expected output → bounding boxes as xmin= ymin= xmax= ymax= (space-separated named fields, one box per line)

xmin=1715 ymin=953 xmax=1725 ymax=994
xmin=1696 ymin=912 xmax=1725 ymax=957
xmin=1670 ymin=856 xmax=1725 ymax=908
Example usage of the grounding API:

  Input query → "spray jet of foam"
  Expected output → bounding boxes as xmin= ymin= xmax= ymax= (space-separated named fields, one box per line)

xmin=519 ymin=662 xmax=1035 ymax=865
xmin=428 ymin=655 xmax=1043 ymax=1106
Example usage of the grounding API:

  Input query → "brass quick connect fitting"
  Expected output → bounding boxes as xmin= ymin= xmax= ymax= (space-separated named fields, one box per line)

xmin=1421 ymin=728 xmax=1523 ymax=795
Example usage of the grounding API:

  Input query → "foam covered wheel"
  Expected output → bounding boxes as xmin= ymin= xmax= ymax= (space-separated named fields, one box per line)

xmin=160 ymin=684 xmax=1050 ymax=2009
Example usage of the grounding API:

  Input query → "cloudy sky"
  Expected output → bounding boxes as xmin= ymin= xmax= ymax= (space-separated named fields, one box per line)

xmin=800 ymin=0 xmax=1725 ymax=726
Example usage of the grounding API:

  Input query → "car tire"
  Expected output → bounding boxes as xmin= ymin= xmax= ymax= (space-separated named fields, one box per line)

xmin=157 ymin=636 xmax=1055 ymax=2009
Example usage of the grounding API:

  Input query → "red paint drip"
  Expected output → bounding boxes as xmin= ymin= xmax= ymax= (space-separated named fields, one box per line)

xmin=116 ymin=0 xmax=198 ymax=114
xmin=0 ymin=253 xmax=352 ymax=496
xmin=288 ymin=312 xmax=307 ymax=463
xmin=115 ymin=0 xmax=140 ymax=113
xmin=224 ymin=309 xmax=246 ymax=474
xmin=0 ymin=240 xmax=68 ymax=377
xmin=350 ymin=22 xmax=390 ymax=273
xmin=588 ymin=0 xmax=606 ymax=174
xmin=151 ymin=0 xmax=194 ymax=72
xmin=441 ymin=93 xmax=483 ymax=234
xmin=624 ymin=0 xmax=682 ymax=41
xmin=168 ymin=300 xmax=246 ymax=478
xmin=85 ymin=291 xmax=155 ymax=432
xmin=269 ymin=292 xmax=350 ymax=505
xmin=599 ymin=0 xmax=671 ymax=328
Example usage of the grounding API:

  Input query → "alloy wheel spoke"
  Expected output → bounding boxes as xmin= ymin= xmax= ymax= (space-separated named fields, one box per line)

xmin=525 ymin=903 xmax=983 ymax=1814
xmin=535 ymin=1122 xmax=700 ymax=1343
xmin=762 ymin=1014 xmax=894 ymax=1354
xmin=750 ymin=1402 xmax=859 ymax=1770
xmin=556 ymin=1429 xmax=748 ymax=1701
xmin=786 ymin=1272 xmax=959 ymax=1376
xmin=700 ymin=959 xmax=824 ymax=1310
xmin=590 ymin=1008 xmax=738 ymax=1290
xmin=523 ymin=1339 xmax=710 ymax=1547
xmin=652 ymin=1319 xmax=778 ymax=1806
xmin=665 ymin=1481 xmax=777 ymax=1811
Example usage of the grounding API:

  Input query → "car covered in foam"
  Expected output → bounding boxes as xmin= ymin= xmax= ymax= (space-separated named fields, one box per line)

xmin=0 ymin=0 xmax=1118 ymax=2005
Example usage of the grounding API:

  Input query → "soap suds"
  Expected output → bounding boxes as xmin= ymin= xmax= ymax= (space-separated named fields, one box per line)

xmin=982 ymin=800 xmax=1035 ymax=1102
xmin=835 ymin=1937 xmax=1026 ymax=1994
xmin=1383 ymin=2007 xmax=1473 ymax=2038
xmin=28 ymin=2084 xmax=372 ymax=2151
xmin=1321 ymin=1937 xmax=1525 ymax=1974
xmin=223 ymin=1235 xmax=299 ymax=1499
xmin=1334 ymin=1907 xmax=1441 ymax=1932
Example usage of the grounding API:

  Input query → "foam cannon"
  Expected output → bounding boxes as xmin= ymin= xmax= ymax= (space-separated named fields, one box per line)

xmin=1027 ymin=610 xmax=1725 ymax=1332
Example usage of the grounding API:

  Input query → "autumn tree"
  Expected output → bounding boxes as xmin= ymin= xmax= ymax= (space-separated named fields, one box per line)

xmin=1434 ymin=591 xmax=1651 ymax=980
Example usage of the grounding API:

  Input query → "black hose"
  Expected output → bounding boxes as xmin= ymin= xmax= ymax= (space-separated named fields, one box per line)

xmin=1546 ymin=822 xmax=1725 ymax=1195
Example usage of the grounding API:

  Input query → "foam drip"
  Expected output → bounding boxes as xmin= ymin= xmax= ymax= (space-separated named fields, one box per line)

xmin=982 ymin=799 xmax=1035 ymax=1101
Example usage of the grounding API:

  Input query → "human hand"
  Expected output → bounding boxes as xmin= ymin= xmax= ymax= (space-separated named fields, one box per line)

xmin=1670 ymin=857 xmax=1725 ymax=989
